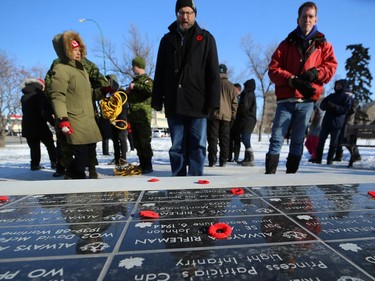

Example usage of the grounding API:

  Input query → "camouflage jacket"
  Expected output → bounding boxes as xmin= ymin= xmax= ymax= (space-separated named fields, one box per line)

xmin=127 ymin=74 xmax=153 ymax=123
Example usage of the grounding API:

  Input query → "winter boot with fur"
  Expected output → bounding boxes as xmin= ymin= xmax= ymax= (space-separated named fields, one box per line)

xmin=241 ymin=148 xmax=255 ymax=166
xmin=286 ymin=153 xmax=302 ymax=174
xmin=265 ymin=153 xmax=279 ymax=174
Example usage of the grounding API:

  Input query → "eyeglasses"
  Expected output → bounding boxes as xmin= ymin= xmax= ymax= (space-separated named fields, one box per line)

xmin=176 ymin=11 xmax=195 ymax=17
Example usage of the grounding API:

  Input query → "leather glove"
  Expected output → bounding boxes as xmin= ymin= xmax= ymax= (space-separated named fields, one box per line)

xmin=299 ymin=67 xmax=318 ymax=82
xmin=58 ymin=117 xmax=74 ymax=135
xmin=291 ymin=78 xmax=316 ymax=98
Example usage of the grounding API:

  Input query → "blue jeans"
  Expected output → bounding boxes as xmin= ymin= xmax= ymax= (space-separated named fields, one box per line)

xmin=167 ymin=115 xmax=207 ymax=176
xmin=268 ymin=101 xmax=314 ymax=156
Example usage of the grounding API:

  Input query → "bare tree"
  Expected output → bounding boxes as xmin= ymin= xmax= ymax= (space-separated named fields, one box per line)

xmin=241 ymin=34 xmax=277 ymax=141
xmin=103 ymin=24 xmax=155 ymax=86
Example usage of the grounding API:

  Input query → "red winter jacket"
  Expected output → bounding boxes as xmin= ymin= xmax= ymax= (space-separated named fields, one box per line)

xmin=269 ymin=30 xmax=337 ymax=102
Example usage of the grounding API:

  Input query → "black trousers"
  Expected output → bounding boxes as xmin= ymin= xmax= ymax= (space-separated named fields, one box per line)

xmin=66 ymin=143 xmax=96 ymax=179
xmin=26 ymin=133 xmax=56 ymax=166
xmin=207 ymin=119 xmax=231 ymax=164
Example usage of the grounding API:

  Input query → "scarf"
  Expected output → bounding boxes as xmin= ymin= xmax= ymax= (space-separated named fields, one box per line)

xmin=296 ymin=25 xmax=318 ymax=40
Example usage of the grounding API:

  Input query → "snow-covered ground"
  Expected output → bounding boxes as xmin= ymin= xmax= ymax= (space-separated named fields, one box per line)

xmin=0 ymin=134 xmax=374 ymax=195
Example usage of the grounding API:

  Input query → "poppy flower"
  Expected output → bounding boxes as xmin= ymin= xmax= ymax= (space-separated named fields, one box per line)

xmin=0 ymin=196 xmax=9 ymax=202
xmin=197 ymin=179 xmax=210 ymax=184
xmin=147 ymin=178 xmax=159 ymax=182
xmin=139 ymin=210 xmax=160 ymax=219
xmin=196 ymin=35 xmax=203 ymax=41
xmin=230 ymin=188 xmax=245 ymax=195
xmin=208 ymin=222 xmax=232 ymax=239
xmin=368 ymin=191 xmax=375 ymax=197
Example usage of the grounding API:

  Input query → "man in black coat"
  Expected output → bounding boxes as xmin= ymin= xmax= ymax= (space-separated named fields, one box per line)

xmin=151 ymin=0 xmax=220 ymax=176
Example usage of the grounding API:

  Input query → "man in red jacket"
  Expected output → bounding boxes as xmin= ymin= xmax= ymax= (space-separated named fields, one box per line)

xmin=266 ymin=1 xmax=337 ymax=174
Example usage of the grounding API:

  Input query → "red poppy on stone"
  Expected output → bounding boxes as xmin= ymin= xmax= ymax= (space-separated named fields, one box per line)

xmin=147 ymin=178 xmax=160 ymax=182
xmin=230 ymin=188 xmax=245 ymax=195
xmin=368 ymin=191 xmax=375 ymax=197
xmin=196 ymin=35 xmax=203 ymax=41
xmin=0 ymin=196 xmax=9 ymax=202
xmin=197 ymin=179 xmax=210 ymax=184
xmin=208 ymin=223 xmax=232 ymax=239
xmin=139 ymin=210 xmax=160 ymax=219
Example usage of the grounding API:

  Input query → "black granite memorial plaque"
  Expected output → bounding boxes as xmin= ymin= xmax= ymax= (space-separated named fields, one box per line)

xmin=306 ymin=210 xmax=375 ymax=241
xmin=0 ymin=202 xmax=134 ymax=226
xmin=134 ymin=198 xmax=278 ymax=219
xmin=0 ymin=222 xmax=125 ymax=258
xmin=12 ymin=191 xmax=141 ymax=207
xmin=106 ymin=243 xmax=373 ymax=280
xmin=120 ymin=215 xmax=316 ymax=252
xmin=0 ymin=257 xmax=106 ymax=280
xmin=141 ymin=187 xmax=255 ymax=202
xmin=263 ymin=193 xmax=375 ymax=213
xmin=251 ymin=183 xmax=372 ymax=197
xmin=327 ymin=239 xmax=375 ymax=276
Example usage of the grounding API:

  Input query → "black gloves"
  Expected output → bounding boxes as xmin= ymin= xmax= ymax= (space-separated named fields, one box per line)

xmin=299 ymin=67 xmax=318 ymax=82
xmin=291 ymin=78 xmax=316 ymax=98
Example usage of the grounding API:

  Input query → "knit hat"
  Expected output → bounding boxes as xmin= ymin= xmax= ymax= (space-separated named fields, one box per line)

xmin=37 ymin=78 xmax=45 ymax=87
xmin=132 ymin=56 xmax=146 ymax=69
xmin=175 ymin=0 xmax=197 ymax=14
xmin=219 ymin=64 xmax=227 ymax=74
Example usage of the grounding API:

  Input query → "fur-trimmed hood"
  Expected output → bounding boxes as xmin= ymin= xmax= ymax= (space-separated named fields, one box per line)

xmin=21 ymin=78 xmax=44 ymax=94
xmin=52 ymin=30 xmax=87 ymax=62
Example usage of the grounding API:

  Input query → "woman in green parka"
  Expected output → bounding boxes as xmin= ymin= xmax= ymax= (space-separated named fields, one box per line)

xmin=48 ymin=30 xmax=102 ymax=179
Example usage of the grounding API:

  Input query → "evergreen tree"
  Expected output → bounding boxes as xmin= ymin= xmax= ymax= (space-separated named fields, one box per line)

xmin=345 ymin=44 xmax=373 ymax=105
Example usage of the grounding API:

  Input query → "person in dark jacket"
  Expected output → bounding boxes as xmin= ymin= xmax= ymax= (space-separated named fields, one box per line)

xmin=207 ymin=64 xmax=237 ymax=167
xmin=21 ymin=78 xmax=57 ymax=171
xmin=151 ymin=0 xmax=220 ymax=176
xmin=314 ymin=79 xmax=352 ymax=164
xmin=266 ymin=1 xmax=337 ymax=174
xmin=234 ymin=79 xmax=257 ymax=166
xmin=228 ymin=83 xmax=242 ymax=162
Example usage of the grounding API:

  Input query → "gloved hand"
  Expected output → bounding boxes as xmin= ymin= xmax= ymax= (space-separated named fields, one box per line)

xmin=58 ymin=117 xmax=74 ymax=135
xmin=299 ymin=67 xmax=318 ymax=82
xmin=101 ymin=79 xmax=120 ymax=95
xmin=291 ymin=78 xmax=316 ymax=98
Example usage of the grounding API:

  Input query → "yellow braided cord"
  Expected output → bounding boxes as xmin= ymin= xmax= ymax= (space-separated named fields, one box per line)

xmin=99 ymin=91 xmax=128 ymax=130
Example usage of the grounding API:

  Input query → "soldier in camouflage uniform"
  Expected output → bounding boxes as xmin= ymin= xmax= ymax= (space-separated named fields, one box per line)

xmin=45 ymin=53 xmax=113 ymax=178
xmin=125 ymin=57 xmax=154 ymax=174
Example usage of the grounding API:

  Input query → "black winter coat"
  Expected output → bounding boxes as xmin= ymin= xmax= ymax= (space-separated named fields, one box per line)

xmin=151 ymin=21 xmax=220 ymax=118
xmin=235 ymin=79 xmax=257 ymax=133
xmin=320 ymin=89 xmax=352 ymax=129
xmin=21 ymin=79 xmax=54 ymax=138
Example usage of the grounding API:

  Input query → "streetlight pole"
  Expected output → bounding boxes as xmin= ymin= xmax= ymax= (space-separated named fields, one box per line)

xmin=78 ymin=18 xmax=106 ymax=75
xmin=79 ymin=18 xmax=110 ymax=156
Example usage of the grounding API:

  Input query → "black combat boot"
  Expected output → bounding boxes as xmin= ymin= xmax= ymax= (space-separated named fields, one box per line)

xmin=265 ymin=153 xmax=279 ymax=174
xmin=286 ymin=153 xmax=301 ymax=173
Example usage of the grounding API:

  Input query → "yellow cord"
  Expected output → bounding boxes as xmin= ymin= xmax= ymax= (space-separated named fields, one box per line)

xmin=99 ymin=91 xmax=128 ymax=130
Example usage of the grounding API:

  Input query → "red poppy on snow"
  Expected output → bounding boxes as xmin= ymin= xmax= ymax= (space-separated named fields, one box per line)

xmin=140 ymin=210 xmax=160 ymax=219
xmin=208 ymin=222 xmax=232 ymax=239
